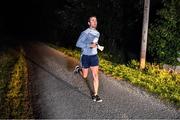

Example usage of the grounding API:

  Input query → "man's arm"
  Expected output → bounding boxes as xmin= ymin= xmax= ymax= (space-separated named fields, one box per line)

xmin=76 ymin=32 xmax=89 ymax=49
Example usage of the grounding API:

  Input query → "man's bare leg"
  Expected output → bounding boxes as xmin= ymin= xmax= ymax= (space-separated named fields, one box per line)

xmin=90 ymin=66 xmax=99 ymax=96
xmin=90 ymin=66 xmax=102 ymax=102
xmin=80 ymin=68 xmax=88 ymax=79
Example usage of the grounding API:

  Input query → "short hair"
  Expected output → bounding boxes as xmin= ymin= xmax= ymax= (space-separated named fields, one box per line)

xmin=88 ymin=16 xmax=97 ymax=22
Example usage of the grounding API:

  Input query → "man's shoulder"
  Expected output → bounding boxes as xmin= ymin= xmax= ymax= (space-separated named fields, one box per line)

xmin=90 ymin=29 xmax=100 ymax=37
xmin=89 ymin=28 xmax=100 ymax=35
xmin=82 ymin=28 xmax=100 ymax=37
xmin=82 ymin=28 xmax=91 ymax=34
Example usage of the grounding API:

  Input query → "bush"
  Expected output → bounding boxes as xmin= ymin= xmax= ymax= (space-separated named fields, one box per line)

xmin=148 ymin=0 xmax=180 ymax=65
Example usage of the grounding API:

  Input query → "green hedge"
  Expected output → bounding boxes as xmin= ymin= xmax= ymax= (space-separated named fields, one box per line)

xmin=148 ymin=0 xmax=180 ymax=65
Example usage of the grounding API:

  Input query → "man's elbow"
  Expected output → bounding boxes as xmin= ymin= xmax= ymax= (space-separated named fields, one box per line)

xmin=76 ymin=43 xmax=81 ymax=48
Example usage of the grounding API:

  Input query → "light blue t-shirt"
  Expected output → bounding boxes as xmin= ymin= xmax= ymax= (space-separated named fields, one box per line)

xmin=76 ymin=28 xmax=100 ymax=56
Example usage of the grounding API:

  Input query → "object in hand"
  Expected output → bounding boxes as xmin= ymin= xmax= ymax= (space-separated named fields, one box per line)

xmin=97 ymin=45 xmax=104 ymax=51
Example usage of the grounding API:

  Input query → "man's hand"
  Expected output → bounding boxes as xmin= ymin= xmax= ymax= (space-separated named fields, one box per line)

xmin=89 ymin=43 xmax=97 ymax=48
xmin=98 ymin=45 xmax=104 ymax=51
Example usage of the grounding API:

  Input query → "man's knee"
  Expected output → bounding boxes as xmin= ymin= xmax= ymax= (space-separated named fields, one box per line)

xmin=92 ymin=72 xmax=98 ymax=78
xmin=82 ymin=75 xmax=88 ymax=79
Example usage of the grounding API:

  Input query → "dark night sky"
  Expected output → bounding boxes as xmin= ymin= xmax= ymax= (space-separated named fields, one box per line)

xmin=1 ymin=0 xmax=66 ymax=40
xmin=0 ymin=0 xmax=165 ymax=62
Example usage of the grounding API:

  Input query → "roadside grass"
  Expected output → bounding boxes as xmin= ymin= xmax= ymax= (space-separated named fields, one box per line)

xmin=48 ymin=43 xmax=180 ymax=108
xmin=0 ymin=49 xmax=17 ymax=92
xmin=0 ymin=49 xmax=17 ymax=117
xmin=0 ymin=48 xmax=33 ymax=118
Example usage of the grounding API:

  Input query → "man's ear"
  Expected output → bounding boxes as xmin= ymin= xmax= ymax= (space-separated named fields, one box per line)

xmin=88 ymin=22 xmax=90 ymax=26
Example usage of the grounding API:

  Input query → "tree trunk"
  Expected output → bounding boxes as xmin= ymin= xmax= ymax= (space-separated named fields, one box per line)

xmin=140 ymin=0 xmax=150 ymax=69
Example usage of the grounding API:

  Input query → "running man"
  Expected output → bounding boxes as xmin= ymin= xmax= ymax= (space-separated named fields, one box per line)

xmin=74 ymin=16 xmax=102 ymax=102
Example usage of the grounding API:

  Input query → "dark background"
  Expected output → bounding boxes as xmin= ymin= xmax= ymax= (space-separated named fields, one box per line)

xmin=0 ymin=0 xmax=162 ymax=62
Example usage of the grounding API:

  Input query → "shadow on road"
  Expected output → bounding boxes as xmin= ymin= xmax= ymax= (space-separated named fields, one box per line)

xmin=25 ymin=54 xmax=90 ymax=98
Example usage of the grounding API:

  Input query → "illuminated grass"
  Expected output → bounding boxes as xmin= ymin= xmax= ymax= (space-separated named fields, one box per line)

xmin=0 ymin=49 xmax=17 ymax=118
xmin=0 ymin=48 xmax=33 ymax=118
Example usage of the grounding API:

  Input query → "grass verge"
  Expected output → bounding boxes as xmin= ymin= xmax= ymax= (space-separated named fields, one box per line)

xmin=48 ymin=43 xmax=180 ymax=108
xmin=0 ymin=47 xmax=33 ymax=118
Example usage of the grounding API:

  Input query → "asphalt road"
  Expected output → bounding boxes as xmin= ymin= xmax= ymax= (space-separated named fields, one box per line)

xmin=25 ymin=42 xmax=180 ymax=119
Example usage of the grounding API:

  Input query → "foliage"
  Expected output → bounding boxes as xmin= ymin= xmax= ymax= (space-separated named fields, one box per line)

xmin=0 ymin=50 xmax=17 ymax=91
xmin=127 ymin=59 xmax=140 ymax=69
xmin=148 ymin=0 xmax=180 ymax=65
xmin=49 ymin=43 xmax=180 ymax=108
xmin=50 ymin=0 xmax=145 ymax=62
xmin=0 ymin=49 xmax=17 ymax=118
xmin=0 ymin=48 xmax=33 ymax=118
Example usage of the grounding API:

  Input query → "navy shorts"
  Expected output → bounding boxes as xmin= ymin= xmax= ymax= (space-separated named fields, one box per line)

xmin=81 ymin=55 xmax=99 ymax=68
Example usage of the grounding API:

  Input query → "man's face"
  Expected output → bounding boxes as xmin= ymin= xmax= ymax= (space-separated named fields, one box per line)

xmin=88 ymin=17 xmax=97 ymax=29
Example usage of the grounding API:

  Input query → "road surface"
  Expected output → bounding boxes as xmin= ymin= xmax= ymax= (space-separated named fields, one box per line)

xmin=24 ymin=42 xmax=179 ymax=119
